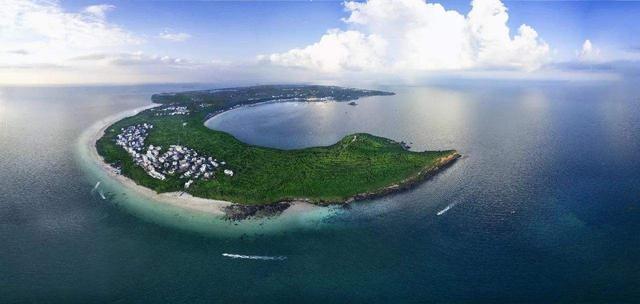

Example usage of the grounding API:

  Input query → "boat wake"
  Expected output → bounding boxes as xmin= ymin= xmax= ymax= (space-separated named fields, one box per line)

xmin=91 ymin=181 xmax=101 ymax=193
xmin=437 ymin=202 xmax=458 ymax=216
xmin=222 ymin=253 xmax=287 ymax=261
xmin=91 ymin=181 xmax=107 ymax=199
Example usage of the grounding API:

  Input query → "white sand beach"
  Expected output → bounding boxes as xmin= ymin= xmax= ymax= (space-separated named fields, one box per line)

xmin=86 ymin=103 xmax=233 ymax=216
xmin=85 ymin=103 xmax=318 ymax=217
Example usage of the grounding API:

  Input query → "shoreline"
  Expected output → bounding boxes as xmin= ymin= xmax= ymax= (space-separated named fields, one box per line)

xmin=272 ymin=151 xmax=461 ymax=206
xmin=344 ymin=151 xmax=460 ymax=204
xmin=87 ymin=103 xmax=233 ymax=216
xmin=89 ymin=102 xmax=459 ymax=219
xmin=87 ymin=103 xmax=326 ymax=220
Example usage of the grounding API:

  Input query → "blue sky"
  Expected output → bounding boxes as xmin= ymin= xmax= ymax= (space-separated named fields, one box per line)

xmin=2 ymin=0 xmax=640 ymax=84
xmin=63 ymin=0 xmax=640 ymax=61
xmin=63 ymin=1 xmax=348 ymax=61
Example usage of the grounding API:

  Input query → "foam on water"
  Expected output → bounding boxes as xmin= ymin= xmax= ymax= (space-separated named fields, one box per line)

xmin=222 ymin=253 xmax=287 ymax=261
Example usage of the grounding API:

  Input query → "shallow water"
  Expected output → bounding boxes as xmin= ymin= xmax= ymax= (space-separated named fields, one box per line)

xmin=75 ymin=109 xmax=338 ymax=238
xmin=1 ymin=82 xmax=639 ymax=302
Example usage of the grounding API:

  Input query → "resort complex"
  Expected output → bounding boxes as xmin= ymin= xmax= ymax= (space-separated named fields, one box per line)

xmin=115 ymin=123 xmax=231 ymax=189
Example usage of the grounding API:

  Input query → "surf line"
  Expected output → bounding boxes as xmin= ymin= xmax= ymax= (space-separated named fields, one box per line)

xmin=222 ymin=253 xmax=287 ymax=261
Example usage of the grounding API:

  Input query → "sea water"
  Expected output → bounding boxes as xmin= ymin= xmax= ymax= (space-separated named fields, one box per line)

xmin=1 ymin=82 xmax=639 ymax=302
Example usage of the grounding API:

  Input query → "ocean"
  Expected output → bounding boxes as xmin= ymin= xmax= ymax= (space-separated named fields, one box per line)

xmin=1 ymin=82 xmax=638 ymax=302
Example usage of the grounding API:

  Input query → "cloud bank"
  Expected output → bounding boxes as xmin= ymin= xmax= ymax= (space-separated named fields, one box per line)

xmin=0 ymin=0 xmax=141 ymax=74
xmin=0 ymin=1 xmax=195 ymax=84
xmin=263 ymin=0 xmax=550 ymax=73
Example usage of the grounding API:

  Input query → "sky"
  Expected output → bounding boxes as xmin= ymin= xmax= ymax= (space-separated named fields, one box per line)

xmin=2 ymin=0 xmax=640 ymax=85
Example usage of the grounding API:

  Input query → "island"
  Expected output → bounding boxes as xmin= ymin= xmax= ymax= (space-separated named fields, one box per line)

xmin=95 ymin=85 xmax=460 ymax=219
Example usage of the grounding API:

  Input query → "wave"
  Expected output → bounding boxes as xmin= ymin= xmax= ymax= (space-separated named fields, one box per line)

xmin=222 ymin=253 xmax=287 ymax=261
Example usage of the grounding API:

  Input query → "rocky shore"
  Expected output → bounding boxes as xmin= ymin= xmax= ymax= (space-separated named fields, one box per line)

xmin=280 ymin=151 xmax=461 ymax=206
xmin=219 ymin=151 xmax=461 ymax=221
xmin=344 ymin=151 xmax=461 ymax=203
xmin=223 ymin=203 xmax=292 ymax=221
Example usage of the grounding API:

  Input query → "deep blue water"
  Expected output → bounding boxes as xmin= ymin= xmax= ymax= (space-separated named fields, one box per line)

xmin=1 ymin=82 xmax=639 ymax=303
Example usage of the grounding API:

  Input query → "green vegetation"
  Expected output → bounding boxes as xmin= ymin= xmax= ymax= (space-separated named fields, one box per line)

xmin=151 ymin=84 xmax=394 ymax=105
xmin=97 ymin=85 xmax=457 ymax=205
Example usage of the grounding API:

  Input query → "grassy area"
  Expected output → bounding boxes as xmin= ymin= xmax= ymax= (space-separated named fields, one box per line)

xmin=97 ymin=85 xmax=456 ymax=205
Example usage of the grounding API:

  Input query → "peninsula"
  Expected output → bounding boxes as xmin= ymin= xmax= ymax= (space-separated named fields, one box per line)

xmin=95 ymin=85 xmax=459 ymax=218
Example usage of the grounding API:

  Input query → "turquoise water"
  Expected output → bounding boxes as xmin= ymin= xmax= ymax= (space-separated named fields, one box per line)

xmin=1 ymin=83 xmax=639 ymax=302
xmin=76 ymin=112 xmax=339 ymax=237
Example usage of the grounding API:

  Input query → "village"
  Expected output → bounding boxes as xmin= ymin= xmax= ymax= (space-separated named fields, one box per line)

xmin=114 ymin=123 xmax=233 ymax=189
xmin=152 ymin=105 xmax=190 ymax=116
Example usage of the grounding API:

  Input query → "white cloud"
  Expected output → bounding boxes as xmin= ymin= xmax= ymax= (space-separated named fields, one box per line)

xmin=0 ymin=0 xmax=139 ymax=68
xmin=0 ymin=0 xmax=625 ymax=85
xmin=72 ymin=51 xmax=194 ymax=67
xmin=158 ymin=30 xmax=192 ymax=42
xmin=0 ymin=0 xmax=192 ymax=84
xmin=1 ymin=50 xmax=217 ymax=85
xmin=84 ymin=4 xmax=115 ymax=19
xmin=4 ymin=49 xmax=29 ymax=55
xmin=264 ymin=0 xmax=550 ymax=73
xmin=577 ymin=39 xmax=601 ymax=62
xmin=263 ymin=30 xmax=386 ymax=73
